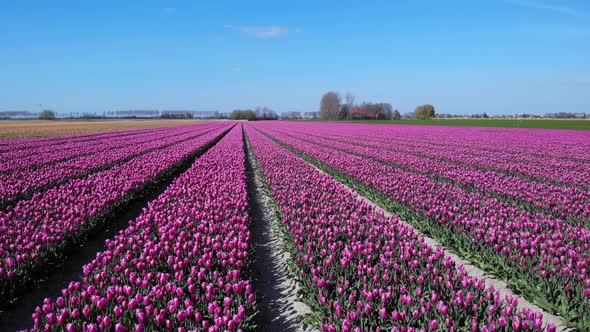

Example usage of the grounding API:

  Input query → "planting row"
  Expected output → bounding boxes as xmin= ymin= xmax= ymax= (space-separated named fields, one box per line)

xmin=277 ymin=123 xmax=590 ymax=189
xmin=0 ymin=123 xmax=225 ymax=208
xmin=0 ymin=126 xmax=167 ymax=155
xmin=245 ymin=125 xmax=552 ymax=331
xmin=302 ymin=122 xmax=590 ymax=164
xmin=325 ymin=126 xmax=590 ymax=171
xmin=0 ymin=124 xmax=233 ymax=298
xmin=265 ymin=126 xmax=590 ymax=225
xmin=252 ymin=124 xmax=590 ymax=329
xmin=30 ymin=125 xmax=255 ymax=331
xmin=0 ymin=124 xmax=225 ymax=173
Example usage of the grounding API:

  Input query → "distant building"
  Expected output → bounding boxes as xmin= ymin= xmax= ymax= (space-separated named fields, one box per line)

xmin=108 ymin=110 xmax=159 ymax=118
xmin=303 ymin=112 xmax=319 ymax=119
xmin=107 ymin=110 xmax=221 ymax=119
xmin=161 ymin=110 xmax=219 ymax=118
xmin=282 ymin=111 xmax=302 ymax=119
xmin=0 ymin=111 xmax=38 ymax=119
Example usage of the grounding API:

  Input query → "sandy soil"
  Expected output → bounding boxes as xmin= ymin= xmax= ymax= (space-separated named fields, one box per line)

xmin=0 ymin=119 xmax=212 ymax=139
xmin=245 ymin=135 xmax=317 ymax=332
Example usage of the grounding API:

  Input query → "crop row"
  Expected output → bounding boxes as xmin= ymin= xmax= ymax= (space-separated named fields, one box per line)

xmin=30 ymin=125 xmax=254 ymax=332
xmin=303 ymin=123 xmax=590 ymax=164
xmin=244 ymin=125 xmax=552 ymax=331
xmin=279 ymin=123 xmax=590 ymax=189
xmin=286 ymin=123 xmax=590 ymax=182
xmin=0 ymin=124 xmax=233 ymax=298
xmin=264 ymin=126 xmax=590 ymax=224
xmin=0 ymin=126 xmax=168 ymax=155
xmin=0 ymin=124 xmax=225 ymax=208
xmin=251 ymin=124 xmax=590 ymax=329
xmin=0 ymin=124 xmax=225 ymax=173
xmin=341 ymin=127 xmax=590 ymax=171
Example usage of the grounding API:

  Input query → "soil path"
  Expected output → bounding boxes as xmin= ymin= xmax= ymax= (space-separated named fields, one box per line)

xmin=244 ymin=132 xmax=316 ymax=332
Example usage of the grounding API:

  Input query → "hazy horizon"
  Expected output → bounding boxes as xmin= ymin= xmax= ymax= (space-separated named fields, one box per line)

xmin=1 ymin=0 xmax=589 ymax=115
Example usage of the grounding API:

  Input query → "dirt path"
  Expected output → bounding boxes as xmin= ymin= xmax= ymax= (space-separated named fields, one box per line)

xmin=244 ymin=133 xmax=316 ymax=332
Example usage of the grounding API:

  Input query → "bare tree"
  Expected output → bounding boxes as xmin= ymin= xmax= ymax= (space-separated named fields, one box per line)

xmin=345 ymin=92 xmax=355 ymax=120
xmin=320 ymin=92 xmax=341 ymax=120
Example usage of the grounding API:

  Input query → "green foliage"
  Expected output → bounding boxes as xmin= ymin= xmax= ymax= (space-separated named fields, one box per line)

xmin=230 ymin=109 xmax=256 ymax=120
xmin=38 ymin=110 xmax=56 ymax=120
xmin=296 ymin=118 xmax=590 ymax=130
xmin=415 ymin=104 xmax=435 ymax=120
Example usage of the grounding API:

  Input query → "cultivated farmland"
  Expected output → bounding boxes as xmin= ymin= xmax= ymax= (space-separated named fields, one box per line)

xmin=0 ymin=120 xmax=210 ymax=140
xmin=0 ymin=121 xmax=588 ymax=331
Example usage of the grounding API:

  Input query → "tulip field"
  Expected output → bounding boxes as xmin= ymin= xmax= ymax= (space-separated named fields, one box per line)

xmin=0 ymin=121 xmax=588 ymax=331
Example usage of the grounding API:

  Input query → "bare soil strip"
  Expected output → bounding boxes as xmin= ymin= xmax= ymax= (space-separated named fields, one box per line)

xmin=244 ymin=131 xmax=317 ymax=332
xmin=0 ymin=126 xmax=233 ymax=331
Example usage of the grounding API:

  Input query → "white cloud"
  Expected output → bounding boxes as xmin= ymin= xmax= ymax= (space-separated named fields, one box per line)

xmin=506 ymin=0 xmax=584 ymax=17
xmin=224 ymin=25 xmax=290 ymax=38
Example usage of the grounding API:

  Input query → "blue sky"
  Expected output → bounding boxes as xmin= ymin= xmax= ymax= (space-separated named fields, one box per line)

xmin=1 ymin=0 xmax=589 ymax=115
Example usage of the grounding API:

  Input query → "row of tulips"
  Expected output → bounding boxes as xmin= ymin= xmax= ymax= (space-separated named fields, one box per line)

xmin=30 ymin=124 xmax=255 ymax=332
xmin=263 ymin=126 xmax=590 ymax=225
xmin=0 ymin=126 xmax=170 ymax=155
xmin=275 ymin=123 xmax=590 ymax=189
xmin=315 ymin=126 xmax=590 ymax=174
xmin=244 ymin=125 xmax=552 ymax=331
xmin=251 ymin=124 xmax=590 ymax=329
xmin=0 ymin=124 xmax=224 ymax=173
xmin=0 ymin=123 xmax=225 ymax=208
xmin=0 ymin=124 xmax=233 ymax=298
xmin=291 ymin=122 xmax=590 ymax=167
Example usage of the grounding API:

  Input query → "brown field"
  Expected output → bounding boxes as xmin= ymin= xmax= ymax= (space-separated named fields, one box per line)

xmin=0 ymin=119 xmax=213 ymax=140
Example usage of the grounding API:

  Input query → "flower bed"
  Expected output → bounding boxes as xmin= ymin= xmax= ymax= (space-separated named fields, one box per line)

xmin=0 ymin=124 xmax=232 ymax=298
xmin=245 ymin=125 xmax=551 ymax=331
xmin=30 ymin=125 xmax=254 ymax=331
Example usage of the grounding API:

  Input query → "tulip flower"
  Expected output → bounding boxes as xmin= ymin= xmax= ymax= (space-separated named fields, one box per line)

xmin=29 ymin=126 xmax=255 ymax=331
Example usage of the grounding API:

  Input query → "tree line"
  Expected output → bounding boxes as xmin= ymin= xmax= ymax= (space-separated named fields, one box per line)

xmin=230 ymin=106 xmax=279 ymax=120
xmin=320 ymin=91 xmax=435 ymax=120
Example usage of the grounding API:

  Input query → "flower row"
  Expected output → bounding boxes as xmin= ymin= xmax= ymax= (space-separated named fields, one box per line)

xmin=277 ymin=123 xmax=590 ymax=189
xmin=252 ymin=124 xmax=590 ymax=329
xmin=31 ymin=124 xmax=254 ymax=331
xmin=245 ymin=125 xmax=551 ymax=331
xmin=0 ymin=124 xmax=224 ymax=173
xmin=0 ymin=124 xmax=225 ymax=207
xmin=0 ymin=124 xmax=232 ymax=298
xmin=265 ymin=125 xmax=590 ymax=224
xmin=0 ymin=126 xmax=166 ymax=159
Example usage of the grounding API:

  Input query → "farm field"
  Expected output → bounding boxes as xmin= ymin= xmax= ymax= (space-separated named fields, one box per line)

xmin=0 ymin=120 xmax=588 ymax=331
xmin=0 ymin=119 xmax=211 ymax=139
xmin=298 ymin=118 xmax=590 ymax=130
